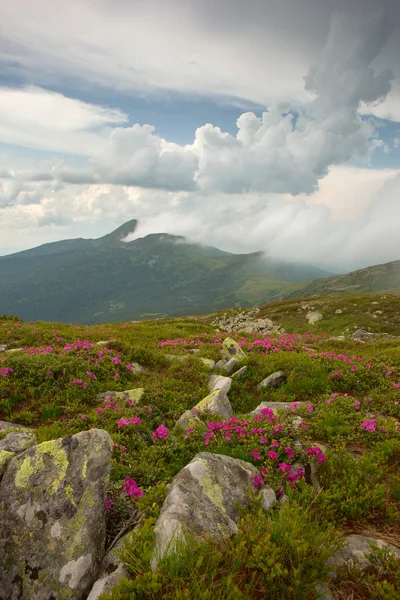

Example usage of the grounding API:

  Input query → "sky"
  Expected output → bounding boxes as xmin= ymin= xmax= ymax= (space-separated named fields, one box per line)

xmin=0 ymin=0 xmax=399 ymax=271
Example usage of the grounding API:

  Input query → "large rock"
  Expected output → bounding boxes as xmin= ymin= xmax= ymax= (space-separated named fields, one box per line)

xmin=351 ymin=328 xmax=398 ymax=342
xmin=0 ymin=420 xmax=29 ymax=432
xmin=194 ymin=390 xmax=233 ymax=419
xmin=257 ymin=371 xmax=287 ymax=388
xmin=328 ymin=534 xmax=400 ymax=572
xmin=0 ymin=431 xmax=37 ymax=454
xmin=151 ymin=452 xmax=259 ymax=570
xmin=0 ymin=450 xmax=14 ymax=479
xmin=306 ymin=311 xmax=323 ymax=325
xmin=96 ymin=388 xmax=144 ymax=405
xmin=222 ymin=338 xmax=246 ymax=361
xmin=175 ymin=410 xmax=202 ymax=432
xmin=231 ymin=366 xmax=247 ymax=379
xmin=86 ymin=532 xmax=132 ymax=600
xmin=0 ymin=428 xmax=112 ymax=600
xmin=208 ymin=374 xmax=232 ymax=395
xmin=250 ymin=401 xmax=305 ymax=417
xmin=222 ymin=357 xmax=239 ymax=374
xmin=212 ymin=309 xmax=284 ymax=335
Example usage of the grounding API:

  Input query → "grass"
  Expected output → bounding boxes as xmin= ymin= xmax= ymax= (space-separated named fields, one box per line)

xmin=0 ymin=294 xmax=400 ymax=598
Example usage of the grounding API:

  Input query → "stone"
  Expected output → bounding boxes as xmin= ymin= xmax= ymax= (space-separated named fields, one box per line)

xmin=194 ymin=390 xmax=233 ymax=419
xmin=199 ymin=357 xmax=215 ymax=369
xmin=0 ymin=420 xmax=29 ymax=432
xmin=86 ymin=532 xmax=133 ymax=600
xmin=0 ymin=431 xmax=37 ymax=454
xmin=231 ymin=366 xmax=247 ymax=379
xmin=208 ymin=374 xmax=232 ymax=395
xmin=351 ymin=328 xmax=398 ymax=341
xmin=151 ymin=452 xmax=259 ymax=570
xmin=165 ymin=354 xmax=189 ymax=362
xmin=97 ymin=388 xmax=144 ymax=405
xmin=260 ymin=486 xmax=277 ymax=511
xmin=215 ymin=359 xmax=227 ymax=369
xmin=0 ymin=450 xmax=14 ymax=479
xmin=306 ymin=311 xmax=323 ymax=324
xmin=0 ymin=344 xmax=6 ymax=352
xmin=330 ymin=336 xmax=346 ymax=341
xmin=223 ymin=358 xmax=239 ymax=374
xmin=222 ymin=337 xmax=246 ymax=361
xmin=257 ymin=371 xmax=287 ymax=388
xmin=250 ymin=401 xmax=306 ymax=417
xmin=335 ymin=309 xmax=343 ymax=314
xmin=328 ymin=534 xmax=400 ymax=572
xmin=175 ymin=410 xmax=202 ymax=432
xmin=0 ymin=428 xmax=112 ymax=600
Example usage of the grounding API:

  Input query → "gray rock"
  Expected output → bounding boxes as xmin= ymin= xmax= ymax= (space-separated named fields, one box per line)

xmin=231 ymin=366 xmax=247 ymax=379
xmin=223 ymin=358 xmax=239 ymax=374
xmin=0 ymin=344 xmax=6 ymax=352
xmin=260 ymin=486 xmax=277 ymax=511
xmin=165 ymin=354 xmax=189 ymax=362
xmin=175 ymin=410 xmax=202 ymax=432
xmin=194 ymin=390 xmax=233 ymax=419
xmin=328 ymin=534 xmax=400 ymax=572
xmin=151 ymin=452 xmax=259 ymax=570
xmin=215 ymin=359 xmax=227 ymax=369
xmin=208 ymin=374 xmax=232 ymax=395
xmin=250 ymin=401 xmax=305 ymax=417
xmin=257 ymin=371 xmax=287 ymax=388
xmin=97 ymin=388 xmax=144 ymax=405
xmin=0 ymin=432 xmax=37 ymax=454
xmin=222 ymin=337 xmax=246 ymax=361
xmin=0 ymin=450 xmax=14 ymax=479
xmin=306 ymin=311 xmax=323 ymax=324
xmin=86 ymin=532 xmax=133 ymax=600
xmin=0 ymin=428 xmax=112 ymax=600
xmin=351 ymin=328 xmax=398 ymax=341
xmin=0 ymin=421 xmax=29 ymax=432
xmin=198 ymin=357 xmax=215 ymax=369
xmin=335 ymin=309 xmax=343 ymax=314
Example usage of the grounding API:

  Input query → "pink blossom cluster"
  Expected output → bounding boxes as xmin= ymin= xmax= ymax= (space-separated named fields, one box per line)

xmin=0 ymin=367 xmax=13 ymax=376
xmin=153 ymin=424 xmax=169 ymax=440
xmin=122 ymin=477 xmax=144 ymax=499
xmin=306 ymin=446 xmax=326 ymax=463
xmin=361 ymin=419 xmax=377 ymax=432
xmin=117 ymin=417 xmax=142 ymax=428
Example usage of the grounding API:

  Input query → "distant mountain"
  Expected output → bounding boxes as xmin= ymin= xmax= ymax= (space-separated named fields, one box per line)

xmin=285 ymin=260 xmax=400 ymax=299
xmin=0 ymin=220 xmax=332 ymax=324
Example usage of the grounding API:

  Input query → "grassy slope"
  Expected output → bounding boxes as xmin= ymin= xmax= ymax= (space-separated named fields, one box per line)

xmin=1 ymin=294 xmax=400 ymax=598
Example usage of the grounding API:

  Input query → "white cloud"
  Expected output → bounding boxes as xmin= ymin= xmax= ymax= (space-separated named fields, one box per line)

xmin=0 ymin=86 xmax=127 ymax=155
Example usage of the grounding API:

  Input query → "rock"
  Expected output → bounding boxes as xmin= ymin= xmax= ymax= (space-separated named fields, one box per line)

xmin=151 ymin=452 xmax=259 ymax=570
xmin=0 ymin=428 xmax=112 ymax=600
xmin=208 ymin=374 xmax=232 ymax=395
xmin=222 ymin=337 xmax=246 ymax=361
xmin=165 ymin=354 xmax=189 ymax=362
xmin=0 ymin=450 xmax=14 ymax=479
xmin=250 ymin=401 xmax=305 ymax=417
xmin=260 ymin=486 xmax=277 ymax=511
xmin=86 ymin=532 xmax=132 ymax=600
xmin=305 ymin=462 xmax=322 ymax=493
xmin=222 ymin=357 xmax=239 ymax=374
xmin=0 ymin=420 xmax=29 ymax=432
xmin=0 ymin=431 xmax=37 ymax=454
xmin=335 ymin=309 xmax=343 ymax=314
xmin=257 ymin=371 xmax=287 ymax=389
xmin=328 ymin=534 xmax=400 ymax=572
xmin=351 ymin=328 xmax=398 ymax=341
xmin=215 ymin=359 xmax=227 ymax=369
xmin=95 ymin=341 xmax=108 ymax=347
xmin=231 ymin=366 xmax=247 ymax=379
xmin=330 ymin=335 xmax=346 ymax=341
xmin=187 ymin=349 xmax=200 ymax=354
xmin=199 ymin=357 xmax=215 ymax=369
xmin=175 ymin=410 xmax=202 ymax=431
xmin=97 ymin=388 xmax=144 ymax=405
xmin=0 ymin=344 xmax=6 ymax=352
xmin=194 ymin=390 xmax=233 ymax=420
xmin=314 ymin=582 xmax=333 ymax=600
xmin=306 ymin=311 xmax=323 ymax=324
xmin=211 ymin=309 xmax=284 ymax=335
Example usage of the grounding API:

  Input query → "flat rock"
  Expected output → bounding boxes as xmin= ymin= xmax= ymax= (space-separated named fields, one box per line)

xmin=351 ymin=328 xmax=398 ymax=341
xmin=208 ymin=374 xmax=232 ymax=395
xmin=97 ymin=388 xmax=144 ymax=405
xmin=215 ymin=359 xmax=227 ymax=369
xmin=199 ymin=357 xmax=215 ymax=369
xmin=250 ymin=401 xmax=305 ymax=417
xmin=0 ymin=421 xmax=29 ymax=432
xmin=222 ymin=337 xmax=246 ymax=361
xmin=151 ymin=452 xmax=259 ymax=570
xmin=231 ymin=366 xmax=247 ymax=379
xmin=222 ymin=357 xmax=239 ymax=374
xmin=257 ymin=371 xmax=287 ymax=388
xmin=165 ymin=354 xmax=189 ymax=362
xmin=0 ymin=432 xmax=37 ymax=454
xmin=306 ymin=311 xmax=323 ymax=324
xmin=0 ymin=428 xmax=112 ymax=600
xmin=194 ymin=390 xmax=233 ymax=419
xmin=328 ymin=534 xmax=400 ymax=572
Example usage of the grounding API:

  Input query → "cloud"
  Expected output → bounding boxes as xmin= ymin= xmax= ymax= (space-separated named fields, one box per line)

xmin=0 ymin=86 xmax=127 ymax=155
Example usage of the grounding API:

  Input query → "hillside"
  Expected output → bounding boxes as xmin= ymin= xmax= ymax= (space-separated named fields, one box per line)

xmin=0 ymin=296 xmax=400 ymax=599
xmin=0 ymin=220 xmax=331 ymax=324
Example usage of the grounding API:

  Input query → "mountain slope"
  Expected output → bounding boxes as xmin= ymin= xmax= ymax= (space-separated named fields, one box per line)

xmin=0 ymin=220 xmax=332 ymax=324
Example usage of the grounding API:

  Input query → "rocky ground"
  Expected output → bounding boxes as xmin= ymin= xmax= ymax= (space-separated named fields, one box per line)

xmin=0 ymin=294 xmax=400 ymax=599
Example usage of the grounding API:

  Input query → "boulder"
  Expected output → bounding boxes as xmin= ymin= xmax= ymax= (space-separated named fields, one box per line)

xmin=222 ymin=338 xmax=246 ymax=361
xmin=199 ymin=357 xmax=215 ymax=369
xmin=0 ymin=450 xmax=14 ymax=479
xmin=194 ymin=390 xmax=233 ymax=419
xmin=165 ymin=354 xmax=189 ymax=362
xmin=0 ymin=344 xmax=6 ymax=352
xmin=0 ymin=431 xmax=37 ymax=454
xmin=215 ymin=359 xmax=227 ymax=369
xmin=0 ymin=420 xmax=29 ymax=432
xmin=328 ymin=534 xmax=400 ymax=572
xmin=231 ymin=366 xmax=247 ymax=379
xmin=223 ymin=358 xmax=239 ymax=374
xmin=257 ymin=371 xmax=287 ymax=388
xmin=175 ymin=410 xmax=202 ymax=432
xmin=260 ymin=486 xmax=277 ymax=511
xmin=250 ymin=401 xmax=305 ymax=417
xmin=151 ymin=452 xmax=259 ymax=570
xmin=97 ymin=388 xmax=144 ymax=405
xmin=0 ymin=428 xmax=112 ymax=600
xmin=208 ymin=374 xmax=232 ymax=395
xmin=86 ymin=532 xmax=133 ymax=600
xmin=351 ymin=328 xmax=398 ymax=341
xmin=306 ymin=311 xmax=323 ymax=325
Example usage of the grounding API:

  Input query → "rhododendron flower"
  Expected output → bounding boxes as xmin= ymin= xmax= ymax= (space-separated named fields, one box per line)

xmin=354 ymin=401 xmax=360 ymax=410
xmin=278 ymin=462 xmax=291 ymax=472
xmin=113 ymin=373 xmax=119 ymax=381
xmin=250 ymin=449 xmax=261 ymax=461
xmin=284 ymin=446 xmax=294 ymax=459
xmin=105 ymin=497 xmax=111 ymax=512
xmin=123 ymin=478 xmax=144 ymax=499
xmin=153 ymin=424 xmax=169 ymax=440
xmin=268 ymin=451 xmax=278 ymax=460
xmin=361 ymin=419 xmax=377 ymax=432
xmin=46 ymin=370 xmax=52 ymax=377
xmin=306 ymin=404 xmax=314 ymax=412
xmin=253 ymin=475 xmax=264 ymax=488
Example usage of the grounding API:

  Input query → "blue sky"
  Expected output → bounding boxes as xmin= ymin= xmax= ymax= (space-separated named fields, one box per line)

xmin=0 ymin=0 xmax=399 ymax=271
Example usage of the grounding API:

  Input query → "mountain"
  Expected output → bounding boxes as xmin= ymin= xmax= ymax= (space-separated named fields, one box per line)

xmin=0 ymin=220 xmax=332 ymax=324
xmin=285 ymin=260 xmax=400 ymax=299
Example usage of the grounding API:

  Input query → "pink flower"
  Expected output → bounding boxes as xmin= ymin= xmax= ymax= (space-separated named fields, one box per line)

xmin=105 ymin=497 xmax=111 ymax=512
xmin=268 ymin=451 xmax=278 ymax=460
xmin=250 ymin=449 xmax=261 ymax=461
xmin=46 ymin=370 xmax=52 ymax=377
xmin=361 ymin=419 xmax=377 ymax=432
xmin=126 ymin=364 xmax=133 ymax=371
xmin=147 ymin=407 xmax=153 ymax=414
xmin=306 ymin=404 xmax=314 ymax=412
xmin=253 ymin=475 xmax=264 ymax=488
xmin=117 ymin=418 xmax=129 ymax=428
xmin=225 ymin=432 xmax=232 ymax=441
xmin=122 ymin=478 xmax=144 ymax=499
xmin=354 ymin=401 xmax=361 ymax=410
xmin=112 ymin=357 xmax=121 ymax=365
xmin=153 ymin=424 xmax=169 ymax=441
xmin=284 ymin=446 xmax=294 ymax=459
xmin=278 ymin=462 xmax=291 ymax=472
xmin=113 ymin=373 xmax=119 ymax=381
